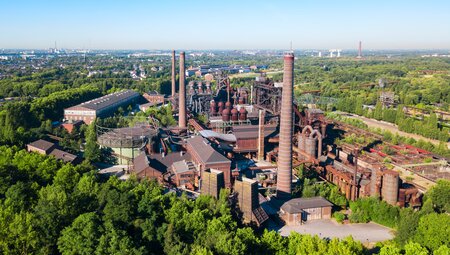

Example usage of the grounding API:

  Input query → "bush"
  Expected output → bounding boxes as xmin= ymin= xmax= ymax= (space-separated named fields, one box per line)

xmin=333 ymin=211 xmax=346 ymax=223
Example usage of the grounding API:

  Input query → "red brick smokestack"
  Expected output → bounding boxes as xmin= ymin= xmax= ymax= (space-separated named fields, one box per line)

xmin=178 ymin=52 xmax=186 ymax=128
xmin=277 ymin=52 xmax=294 ymax=199
xmin=171 ymin=50 xmax=176 ymax=97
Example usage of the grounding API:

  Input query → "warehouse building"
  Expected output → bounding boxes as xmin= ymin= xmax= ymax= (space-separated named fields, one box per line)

xmin=280 ymin=197 xmax=333 ymax=225
xmin=64 ymin=90 xmax=140 ymax=124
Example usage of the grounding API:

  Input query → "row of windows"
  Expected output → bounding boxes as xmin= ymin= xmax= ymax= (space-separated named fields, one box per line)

xmin=64 ymin=110 xmax=95 ymax=116
xmin=67 ymin=115 xmax=95 ymax=121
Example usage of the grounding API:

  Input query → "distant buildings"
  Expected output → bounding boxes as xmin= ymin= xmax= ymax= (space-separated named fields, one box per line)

xmin=64 ymin=90 xmax=140 ymax=124
xmin=185 ymin=64 xmax=267 ymax=77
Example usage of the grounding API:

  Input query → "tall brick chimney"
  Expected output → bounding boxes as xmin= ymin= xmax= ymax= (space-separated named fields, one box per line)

xmin=178 ymin=52 xmax=186 ymax=128
xmin=277 ymin=52 xmax=294 ymax=199
xmin=171 ymin=50 xmax=176 ymax=97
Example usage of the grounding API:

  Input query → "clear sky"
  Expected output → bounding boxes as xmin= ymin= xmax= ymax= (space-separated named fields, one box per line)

xmin=0 ymin=0 xmax=449 ymax=50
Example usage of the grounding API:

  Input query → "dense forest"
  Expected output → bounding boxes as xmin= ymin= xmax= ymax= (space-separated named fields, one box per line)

xmin=0 ymin=145 xmax=449 ymax=254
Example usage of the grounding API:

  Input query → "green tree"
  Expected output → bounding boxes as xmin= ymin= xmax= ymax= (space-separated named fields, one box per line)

xmin=426 ymin=179 xmax=450 ymax=213
xmin=58 ymin=212 xmax=104 ymax=255
xmin=379 ymin=245 xmax=402 ymax=255
xmin=395 ymin=208 xmax=420 ymax=246
xmin=84 ymin=121 xmax=101 ymax=162
xmin=414 ymin=213 xmax=450 ymax=251
xmin=404 ymin=242 xmax=429 ymax=255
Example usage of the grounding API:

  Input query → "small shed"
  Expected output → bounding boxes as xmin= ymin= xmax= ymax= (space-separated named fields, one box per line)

xmin=280 ymin=196 xmax=333 ymax=225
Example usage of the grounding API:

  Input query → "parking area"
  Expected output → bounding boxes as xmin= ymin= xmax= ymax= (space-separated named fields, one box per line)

xmin=276 ymin=219 xmax=394 ymax=244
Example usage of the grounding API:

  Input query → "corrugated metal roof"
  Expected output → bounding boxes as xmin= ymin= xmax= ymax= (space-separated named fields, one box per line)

xmin=199 ymin=130 xmax=237 ymax=142
xmin=66 ymin=90 xmax=139 ymax=112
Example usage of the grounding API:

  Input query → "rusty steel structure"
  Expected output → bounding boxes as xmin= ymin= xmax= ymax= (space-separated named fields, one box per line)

xmin=187 ymin=81 xmax=214 ymax=115
xmin=277 ymin=52 xmax=294 ymax=199
xmin=253 ymin=74 xmax=282 ymax=115
xmin=298 ymin=125 xmax=323 ymax=159
xmin=178 ymin=52 xmax=186 ymax=128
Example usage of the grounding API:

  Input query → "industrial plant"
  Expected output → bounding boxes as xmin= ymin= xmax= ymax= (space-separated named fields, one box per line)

xmin=82 ymin=50 xmax=449 ymax=227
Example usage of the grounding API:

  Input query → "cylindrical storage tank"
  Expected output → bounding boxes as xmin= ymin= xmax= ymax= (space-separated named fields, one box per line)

xmin=239 ymin=107 xmax=247 ymax=120
xmin=382 ymin=170 xmax=399 ymax=205
xmin=218 ymin=101 xmax=224 ymax=113
xmin=298 ymin=134 xmax=305 ymax=151
xmin=370 ymin=168 xmax=379 ymax=198
xmin=231 ymin=108 xmax=239 ymax=121
xmin=222 ymin=109 xmax=230 ymax=121
xmin=210 ymin=100 xmax=217 ymax=115
xmin=305 ymin=136 xmax=316 ymax=158
xmin=205 ymin=82 xmax=211 ymax=94
xmin=197 ymin=81 xmax=203 ymax=94
xmin=225 ymin=101 xmax=232 ymax=110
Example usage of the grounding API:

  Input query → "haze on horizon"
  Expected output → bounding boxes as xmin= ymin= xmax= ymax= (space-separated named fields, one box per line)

xmin=1 ymin=0 xmax=449 ymax=50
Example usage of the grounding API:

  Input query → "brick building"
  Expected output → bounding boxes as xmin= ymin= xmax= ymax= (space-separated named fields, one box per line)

xmin=143 ymin=91 xmax=166 ymax=105
xmin=185 ymin=136 xmax=232 ymax=187
xmin=132 ymin=152 xmax=165 ymax=182
xmin=27 ymin=139 xmax=81 ymax=164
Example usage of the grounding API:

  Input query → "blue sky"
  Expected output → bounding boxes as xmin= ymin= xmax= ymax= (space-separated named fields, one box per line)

xmin=0 ymin=0 xmax=449 ymax=50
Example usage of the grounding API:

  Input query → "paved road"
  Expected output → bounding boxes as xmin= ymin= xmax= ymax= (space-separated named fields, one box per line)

xmin=277 ymin=220 xmax=394 ymax=244
xmin=337 ymin=112 xmax=450 ymax=149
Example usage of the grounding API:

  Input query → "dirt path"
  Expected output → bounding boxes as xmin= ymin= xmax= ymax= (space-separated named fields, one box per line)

xmin=336 ymin=112 xmax=450 ymax=149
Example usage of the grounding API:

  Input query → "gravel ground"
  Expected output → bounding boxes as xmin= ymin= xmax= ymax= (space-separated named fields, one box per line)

xmin=276 ymin=219 xmax=394 ymax=244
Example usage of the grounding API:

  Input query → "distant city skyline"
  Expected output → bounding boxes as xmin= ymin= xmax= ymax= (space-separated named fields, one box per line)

xmin=1 ymin=0 xmax=449 ymax=50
